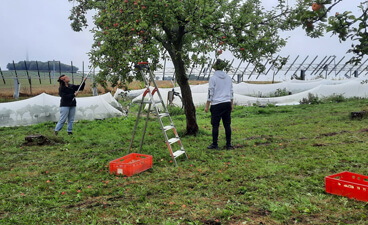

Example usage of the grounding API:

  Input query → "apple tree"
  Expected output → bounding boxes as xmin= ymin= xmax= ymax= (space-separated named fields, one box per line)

xmin=296 ymin=0 xmax=368 ymax=65
xmin=68 ymin=0 xmax=308 ymax=135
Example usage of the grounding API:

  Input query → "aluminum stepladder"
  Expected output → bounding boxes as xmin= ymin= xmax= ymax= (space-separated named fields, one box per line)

xmin=128 ymin=62 xmax=188 ymax=166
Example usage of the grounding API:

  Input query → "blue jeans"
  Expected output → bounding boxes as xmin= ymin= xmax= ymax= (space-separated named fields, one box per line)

xmin=55 ymin=107 xmax=76 ymax=133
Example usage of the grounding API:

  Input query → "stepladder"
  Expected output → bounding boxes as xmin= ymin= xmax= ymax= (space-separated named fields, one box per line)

xmin=128 ymin=62 xmax=188 ymax=166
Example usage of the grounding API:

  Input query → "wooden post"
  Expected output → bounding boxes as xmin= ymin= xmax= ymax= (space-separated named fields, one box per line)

xmin=71 ymin=61 xmax=74 ymax=84
xmin=24 ymin=61 xmax=32 ymax=95
xmin=12 ymin=60 xmax=20 ymax=99
xmin=47 ymin=61 xmax=52 ymax=84
xmin=58 ymin=61 xmax=62 ymax=77
xmin=36 ymin=61 xmax=41 ymax=84
xmin=0 ymin=66 xmax=5 ymax=84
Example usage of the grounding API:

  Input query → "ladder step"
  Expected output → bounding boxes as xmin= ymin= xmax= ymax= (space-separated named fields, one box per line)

xmin=163 ymin=125 xmax=174 ymax=131
xmin=159 ymin=113 xmax=170 ymax=118
xmin=173 ymin=150 xmax=186 ymax=158
xmin=168 ymin=137 xmax=180 ymax=144
xmin=136 ymin=100 xmax=161 ymax=104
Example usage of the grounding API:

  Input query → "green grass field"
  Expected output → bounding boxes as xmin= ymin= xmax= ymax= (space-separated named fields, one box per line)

xmin=1 ymin=97 xmax=368 ymax=224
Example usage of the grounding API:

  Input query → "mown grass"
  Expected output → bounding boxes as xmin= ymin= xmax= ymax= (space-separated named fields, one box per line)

xmin=1 ymin=97 xmax=368 ymax=224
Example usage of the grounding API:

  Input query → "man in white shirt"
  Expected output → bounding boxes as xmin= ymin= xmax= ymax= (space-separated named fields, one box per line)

xmin=204 ymin=59 xmax=234 ymax=150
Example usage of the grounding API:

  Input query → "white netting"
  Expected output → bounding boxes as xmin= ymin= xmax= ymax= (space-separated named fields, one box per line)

xmin=0 ymin=93 xmax=125 ymax=127
xmin=119 ymin=77 xmax=367 ymax=109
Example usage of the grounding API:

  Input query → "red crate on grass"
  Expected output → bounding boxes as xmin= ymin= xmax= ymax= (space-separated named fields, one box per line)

xmin=109 ymin=153 xmax=153 ymax=177
xmin=325 ymin=171 xmax=368 ymax=202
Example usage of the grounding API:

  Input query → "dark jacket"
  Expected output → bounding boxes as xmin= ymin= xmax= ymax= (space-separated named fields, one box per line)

xmin=59 ymin=83 xmax=85 ymax=107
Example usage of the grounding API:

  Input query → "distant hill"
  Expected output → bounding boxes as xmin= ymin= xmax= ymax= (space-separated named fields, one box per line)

xmin=6 ymin=61 xmax=79 ymax=72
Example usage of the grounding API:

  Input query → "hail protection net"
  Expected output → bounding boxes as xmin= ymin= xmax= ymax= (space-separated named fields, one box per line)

xmin=0 ymin=93 xmax=125 ymax=127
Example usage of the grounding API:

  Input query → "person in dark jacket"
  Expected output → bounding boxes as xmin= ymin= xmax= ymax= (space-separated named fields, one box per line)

xmin=54 ymin=74 xmax=86 ymax=135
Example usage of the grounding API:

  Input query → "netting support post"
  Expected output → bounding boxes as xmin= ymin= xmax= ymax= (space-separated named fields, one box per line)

xmin=13 ymin=78 xmax=20 ymax=99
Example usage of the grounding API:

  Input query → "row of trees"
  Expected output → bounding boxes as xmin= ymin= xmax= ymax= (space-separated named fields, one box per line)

xmin=68 ymin=0 xmax=368 ymax=134
xmin=6 ymin=61 xmax=79 ymax=72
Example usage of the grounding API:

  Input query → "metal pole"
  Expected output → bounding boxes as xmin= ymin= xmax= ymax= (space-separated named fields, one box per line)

xmin=163 ymin=56 xmax=166 ymax=80
xmin=294 ymin=56 xmax=309 ymax=77
xmin=197 ymin=61 xmax=205 ymax=80
xmin=358 ymin=64 xmax=368 ymax=76
xmin=47 ymin=61 xmax=52 ymax=84
xmin=329 ymin=56 xmax=345 ymax=76
xmin=227 ymin=59 xmax=234 ymax=73
xmin=264 ymin=55 xmax=279 ymax=76
xmin=275 ymin=55 xmax=289 ymax=77
xmin=0 ymin=66 xmax=5 ymax=84
xmin=241 ymin=61 xmax=251 ymax=81
xmin=256 ymin=59 xmax=269 ymax=79
xmin=36 ymin=61 xmax=41 ymax=84
xmin=232 ymin=60 xmax=243 ymax=80
xmin=323 ymin=57 xmax=335 ymax=79
xmin=205 ymin=59 xmax=214 ymax=80
xmin=354 ymin=57 xmax=368 ymax=76
xmin=336 ymin=61 xmax=348 ymax=76
xmin=59 ymin=61 xmax=62 ymax=77
xmin=52 ymin=60 xmax=56 ymax=83
xmin=314 ymin=56 xmax=331 ymax=76
xmin=304 ymin=56 xmax=318 ymax=72
xmin=188 ymin=60 xmax=196 ymax=80
xmin=248 ymin=62 xmax=258 ymax=80
xmin=71 ymin=61 xmax=74 ymax=83
xmin=311 ymin=56 xmax=327 ymax=75
xmin=12 ymin=60 xmax=19 ymax=84
xmin=344 ymin=64 xmax=357 ymax=78
xmin=24 ymin=61 xmax=32 ymax=95
xmin=284 ymin=55 xmax=299 ymax=76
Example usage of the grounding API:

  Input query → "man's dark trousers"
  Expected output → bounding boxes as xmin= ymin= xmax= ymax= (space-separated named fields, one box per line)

xmin=210 ymin=102 xmax=231 ymax=146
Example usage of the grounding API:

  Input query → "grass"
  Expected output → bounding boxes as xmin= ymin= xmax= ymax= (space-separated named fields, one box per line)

xmin=1 ymin=96 xmax=368 ymax=224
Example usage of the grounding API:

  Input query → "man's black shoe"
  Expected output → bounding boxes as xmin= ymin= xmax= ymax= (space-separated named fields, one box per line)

xmin=226 ymin=145 xmax=235 ymax=150
xmin=207 ymin=144 xmax=219 ymax=150
xmin=68 ymin=132 xmax=73 ymax=135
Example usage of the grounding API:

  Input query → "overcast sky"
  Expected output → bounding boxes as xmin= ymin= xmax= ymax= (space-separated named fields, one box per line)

xmin=0 ymin=0 xmax=361 ymax=72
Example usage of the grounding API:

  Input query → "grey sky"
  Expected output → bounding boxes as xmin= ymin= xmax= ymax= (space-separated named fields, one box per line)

xmin=0 ymin=0 xmax=360 ymax=72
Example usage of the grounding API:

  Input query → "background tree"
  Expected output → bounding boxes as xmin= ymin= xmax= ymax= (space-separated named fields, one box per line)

xmin=6 ymin=61 xmax=78 ymax=72
xmin=67 ymin=0 xmax=328 ymax=135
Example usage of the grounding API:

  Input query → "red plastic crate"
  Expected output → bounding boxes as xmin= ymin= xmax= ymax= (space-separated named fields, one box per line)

xmin=109 ymin=153 xmax=153 ymax=177
xmin=325 ymin=171 xmax=368 ymax=202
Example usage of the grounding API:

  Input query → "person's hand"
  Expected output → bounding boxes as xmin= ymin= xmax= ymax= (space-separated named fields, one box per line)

xmin=74 ymin=91 xmax=78 ymax=96
xmin=84 ymin=77 xmax=87 ymax=81
xmin=204 ymin=107 xmax=208 ymax=113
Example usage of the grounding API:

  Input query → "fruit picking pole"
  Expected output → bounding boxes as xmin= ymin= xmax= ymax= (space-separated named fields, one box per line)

xmin=76 ymin=73 xmax=90 ymax=94
xmin=72 ymin=73 xmax=90 ymax=101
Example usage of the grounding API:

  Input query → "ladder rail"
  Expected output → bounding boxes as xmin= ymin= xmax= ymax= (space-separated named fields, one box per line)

xmin=128 ymin=93 xmax=146 ymax=153
xmin=128 ymin=62 xmax=188 ymax=166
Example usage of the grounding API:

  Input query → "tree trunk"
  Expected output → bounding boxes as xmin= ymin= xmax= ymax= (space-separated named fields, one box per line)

xmin=171 ymin=56 xmax=199 ymax=135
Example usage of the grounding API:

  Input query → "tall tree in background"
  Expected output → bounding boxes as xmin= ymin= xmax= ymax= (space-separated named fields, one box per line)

xmin=70 ymin=0 xmax=367 ymax=134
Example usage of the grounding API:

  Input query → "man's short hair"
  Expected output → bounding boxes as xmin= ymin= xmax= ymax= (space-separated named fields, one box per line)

xmin=213 ymin=59 xmax=227 ymax=70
